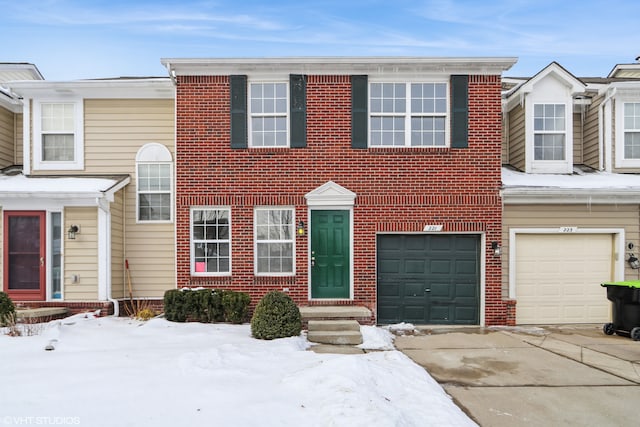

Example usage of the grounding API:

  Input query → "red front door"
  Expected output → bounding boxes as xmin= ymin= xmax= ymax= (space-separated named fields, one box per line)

xmin=3 ymin=211 xmax=46 ymax=301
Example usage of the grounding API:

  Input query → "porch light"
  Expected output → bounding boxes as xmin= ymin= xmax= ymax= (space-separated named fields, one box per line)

xmin=628 ymin=254 xmax=640 ymax=270
xmin=297 ymin=221 xmax=305 ymax=236
xmin=67 ymin=224 xmax=80 ymax=240
xmin=491 ymin=241 xmax=502 ymax=256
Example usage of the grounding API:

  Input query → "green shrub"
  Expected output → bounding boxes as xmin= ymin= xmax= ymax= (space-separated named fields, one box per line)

xmin=163 ymin=288 xmax=248 ymax=324
xmin=222 ymin=291 xmax=251 ymax=324
xmin=0 ymin=291 xmax=16 ymax=327
xmin=251 ymin=291 xmax=301 ymax=340
xmin=164 ymin=289 xmax=187 ymax=322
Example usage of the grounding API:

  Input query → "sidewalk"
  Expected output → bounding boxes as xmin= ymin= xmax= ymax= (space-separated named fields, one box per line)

xmin=395 ymin=325 xmax=640 ymax=426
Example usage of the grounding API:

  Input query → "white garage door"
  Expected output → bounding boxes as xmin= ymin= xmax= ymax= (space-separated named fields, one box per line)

xmin=515 ymin=234 xmax=613 ymax=324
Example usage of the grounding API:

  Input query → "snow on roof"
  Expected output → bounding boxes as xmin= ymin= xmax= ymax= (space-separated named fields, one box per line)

xmin=0 ymin=174 xmax=129 ymax=197
xmin=502 ymin=167 xmax=640 ymax=189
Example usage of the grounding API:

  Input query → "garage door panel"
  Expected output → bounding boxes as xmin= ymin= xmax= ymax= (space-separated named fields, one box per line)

xmin=515 ymin=234 xmax=613 ymax=324
xmin=377 ymin=234 xmax=480 ymax=325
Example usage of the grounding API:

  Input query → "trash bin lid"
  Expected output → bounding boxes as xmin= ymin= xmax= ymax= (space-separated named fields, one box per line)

xmin=601 ymin=280 xmax=640 ymax=288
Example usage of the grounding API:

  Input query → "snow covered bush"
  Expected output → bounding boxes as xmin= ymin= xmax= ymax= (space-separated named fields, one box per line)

xmin=0 ymin=291 xmax=16 ymax=327
xmin=251 ymin=291 xmax=301 ymax=340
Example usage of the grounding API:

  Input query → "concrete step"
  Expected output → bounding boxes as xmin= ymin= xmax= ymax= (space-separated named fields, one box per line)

xmin=308 ymin=319 xmax=361 ymax=332
xmin=310 ymin=344 xmax=365 ymax=355
xmin=300 ymin=306 xmax=372 ymax=320
xmin=16 ymin=307 xmax=69 ymax=320
xmin=307 ymin=330 xmax=363 ymax=345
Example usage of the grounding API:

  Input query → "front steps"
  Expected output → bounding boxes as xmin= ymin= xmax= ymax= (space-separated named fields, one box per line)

xmin=300 ymin=306 xmax=372 ymax=346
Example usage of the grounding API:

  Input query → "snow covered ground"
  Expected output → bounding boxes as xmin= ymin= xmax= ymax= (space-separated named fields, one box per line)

xmin=0 ymin=313 xmax=475 ymax=427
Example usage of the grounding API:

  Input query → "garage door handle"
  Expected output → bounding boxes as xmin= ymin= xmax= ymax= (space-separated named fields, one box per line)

xmin=424 ymin=289 xmax=431 ymax=293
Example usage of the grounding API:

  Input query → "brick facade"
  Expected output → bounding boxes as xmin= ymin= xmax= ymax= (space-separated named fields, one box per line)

xmin=175 ymin=71 xmax=511 ymax=325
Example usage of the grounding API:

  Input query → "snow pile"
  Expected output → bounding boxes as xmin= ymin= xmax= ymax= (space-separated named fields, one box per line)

xmin=0 ymin=314 xmax=475 ymax=427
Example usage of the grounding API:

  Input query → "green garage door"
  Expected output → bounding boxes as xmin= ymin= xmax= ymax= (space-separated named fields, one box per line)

xmin=377 ymin=234 xmax=480 ymax=325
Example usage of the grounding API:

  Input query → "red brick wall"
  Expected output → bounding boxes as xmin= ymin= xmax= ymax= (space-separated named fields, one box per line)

xmin=175 ymin=73 xmax=509 ymax=325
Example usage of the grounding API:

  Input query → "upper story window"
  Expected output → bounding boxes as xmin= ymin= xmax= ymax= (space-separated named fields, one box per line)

xmin=33 ymin=100 xmax=84 ymax=170
xmin=624 ymin=102 xmax=640 ymax=159
xmin=249 ymin=82 xmax=288 ymax=147
xmin=135 ymin=143 xmax=173 ymax=223
xmin=533 ymin=104 xmax=566 ymax=160
xmin=370 ymin=82 xmax=447 ymax=147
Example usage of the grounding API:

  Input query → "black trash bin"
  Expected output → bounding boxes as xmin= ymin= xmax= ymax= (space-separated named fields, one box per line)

xmin=601 ymin=281 xmax=640 ymax=340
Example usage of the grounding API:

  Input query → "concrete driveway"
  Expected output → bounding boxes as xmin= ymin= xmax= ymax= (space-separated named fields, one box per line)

xmin=395 ymin=324 xmax=640 ymax=427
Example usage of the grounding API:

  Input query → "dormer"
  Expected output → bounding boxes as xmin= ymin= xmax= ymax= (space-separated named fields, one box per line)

xmin=504 ymin=62 xmax=586 ymax=174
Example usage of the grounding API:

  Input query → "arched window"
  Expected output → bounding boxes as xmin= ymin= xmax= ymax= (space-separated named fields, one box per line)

xmin=135 ymin=143 xmax=173 ymax=222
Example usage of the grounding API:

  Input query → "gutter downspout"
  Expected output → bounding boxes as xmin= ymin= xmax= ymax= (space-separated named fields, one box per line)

xmin=97 ymin=196 xmax=119 ymax=316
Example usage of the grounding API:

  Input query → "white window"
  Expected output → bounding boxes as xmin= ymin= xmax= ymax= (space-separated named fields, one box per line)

xmin=624 ymin=102 xmax=640 ymax=159
xmin=370 ymin=82 xmax=447 ymax=147
xmin=255 ymin=208 xmax=295 ymax=275
xmin=33 ymin=100 xmax=84 ymax=170
xmin=533 ymin=104 xmax=566 ymax=160
xmin=191 ymin=208 xmax=231 ymax=275
xmin=135 ymin=143 xmax=173 ymax=222
xmin=249 ymin=82 xmax=288 ymax=147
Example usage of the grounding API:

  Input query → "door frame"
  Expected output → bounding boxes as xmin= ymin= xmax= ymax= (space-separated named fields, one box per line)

xmin=3 ymin=210 xmax=47 ymax=301
xmin=308 ymin=207 xmax=354 ymax=300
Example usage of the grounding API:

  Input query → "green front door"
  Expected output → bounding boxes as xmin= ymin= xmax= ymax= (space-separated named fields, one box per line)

xmin=311 ymin=210 xmax=350 ymax=299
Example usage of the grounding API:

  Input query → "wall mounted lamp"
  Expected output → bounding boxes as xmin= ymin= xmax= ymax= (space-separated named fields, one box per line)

xmin=67 ymin=224 xmax=80 ymax=240
xmin=491 ymin=241 xmax=502 ymax=256
xmin=297 ymin=221 xmax=305 ymax=236
xmin=628 ymin=254 xmax=640 ymax=270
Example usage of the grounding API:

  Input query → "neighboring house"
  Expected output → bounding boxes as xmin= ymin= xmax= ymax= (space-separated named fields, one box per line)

xmin=502 ymin=61 xmax=640 ymax=325
xmin=163 ymin=57 xmax=517 ymax=325
xmin=1 ymin=67 xmax=175 ymax=314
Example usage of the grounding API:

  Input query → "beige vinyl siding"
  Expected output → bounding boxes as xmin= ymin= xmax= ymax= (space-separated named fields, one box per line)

xmin=64 ymin=207 xmax=99 ymax=301
xmin=84 ymin=99 xmax=175 ymax=298
xmin=84 ymin=99 xmax=174 ymax=174
xmin=501 ymin=114 xmax=508 ymax=164
xmin=0 ymin=107 xmax=14 ymax=168
xmin=502 ymin=204 xmax=640 ymax=298
xmin=508 ymin=104 xmax=525 ymax=171
xmin=85 ymin=99 xmax=175 ymax=298
xmin=572 ymin=112 xmax=583 ymax=164
xmin=110 ymin=189 xmax=125 ymax=299
xmin=583 ymin=94 xmax=602 ymax=169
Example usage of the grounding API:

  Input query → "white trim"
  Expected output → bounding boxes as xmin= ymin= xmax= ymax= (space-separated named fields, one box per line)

xmin=162 ymin=57 xmax=518 ymax=77
xmin=7 ymin=79 xmax=174 ymax=99
xmin=304 ymin=181 xmax=356 ymax=207
xmin=253 ymin=206 xmax=296 ymax=277
xmin=367 ymin=81 xmax=450 ymax=148
xmin=308 ymin=207 xmax=354 ymax=301
xmin=614 ymin=99 xmax=640 ymax=168
xmin=32 ymin=99 xmax=84 ymax=171
xmin=526 ymin=100 xmax=573 ymax=174
xmin=22 ymin=99 xmax=31 ymax=175
xmin=508 ymin=228 xmax=625 ymax=300
xmin=97 ymin=205 xmax=110 ymax=300
xmin=189 ymin=206 xmax=232 ymax=277
xmin=247 ymin=80 xmax=290 ymax=148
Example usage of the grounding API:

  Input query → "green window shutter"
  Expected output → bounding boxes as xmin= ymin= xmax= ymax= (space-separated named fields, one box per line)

xmin=230 ymin=75 xmax=248 ymax=149
xmin=290 ymin=74 xmax=307 ymax=148
xmin=351 ymin=75 xmax=368 ymax=149
xmin=450 ymin=75 xmax=469 ymax=149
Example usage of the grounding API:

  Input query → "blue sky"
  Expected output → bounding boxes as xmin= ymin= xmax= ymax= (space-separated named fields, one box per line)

xmin=2 ymin=0 xmax=639 ymax=80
